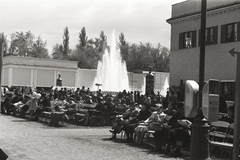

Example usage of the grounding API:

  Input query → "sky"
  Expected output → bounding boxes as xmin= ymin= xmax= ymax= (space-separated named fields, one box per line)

xmin=0 ymin=0 xmax=183 ymax=54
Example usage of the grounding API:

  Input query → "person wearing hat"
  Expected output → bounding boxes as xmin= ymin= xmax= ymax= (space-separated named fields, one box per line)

xmin=109 ymin=101 xmax=139 ymax=140
xmin=122 ymin=97 xmax=152 ymax=142
xmin=134 ymin=104 xmax=167 ymax=145
xmin=95 ymin=97 xmax=106 ymax=112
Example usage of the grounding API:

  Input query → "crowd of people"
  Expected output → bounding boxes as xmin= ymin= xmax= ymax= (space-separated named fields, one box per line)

xmin=109 ymin=93 xmax=192 ymax=157
xmin=107 ymin=79 xmax=235 ymax=157
xmin=0 ymin=85 xmax=162 ymax=126
xmin=0 ymin=78 xmax=235 ymax=158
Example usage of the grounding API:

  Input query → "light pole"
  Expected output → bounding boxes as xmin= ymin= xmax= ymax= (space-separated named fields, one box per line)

xmin=0 ymin=33 xmax=3 ymax=112
xmin=189 ymin=0 xmax=211 ymax=159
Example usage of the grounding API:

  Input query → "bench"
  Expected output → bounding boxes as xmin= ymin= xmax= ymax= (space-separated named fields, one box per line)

xmin=41 ymin=111 xmax=52 ymax=123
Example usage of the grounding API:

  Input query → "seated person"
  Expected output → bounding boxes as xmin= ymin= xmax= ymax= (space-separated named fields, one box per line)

xmin=3 ymin=92 xmax=13 ymax=114
xmin=166 ymin=119 xmax=192 ymax=157
xmin=122 ymin=97 xmax=152 ymax=142
xmin=95 ymin=97 xmax=107 ymax=113
xmin=163 ymin=102 xmax=177 ymax=116
xmin=134 ymin=104 xmax=167 ymax=145
xmin=40 ymin=94 xmax=52 ymax=111
xmin=219 ymin=105 xmax=234 ymax=124
xmin=49 ymin=106 xmax=67 ymax=126
xmin=153 ymin=102 xmax=190 ymax=153
xmin=109 ymin=101 xmax=139 ymax=139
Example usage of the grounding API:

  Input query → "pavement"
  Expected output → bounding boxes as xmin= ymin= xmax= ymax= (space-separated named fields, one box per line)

xmin=0 ymin=114 xmax=188 ymax=160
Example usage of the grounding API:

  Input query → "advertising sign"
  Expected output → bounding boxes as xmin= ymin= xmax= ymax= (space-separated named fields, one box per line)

xmin=184 ymin=80 xmax=199 ymax=118
xmin=208 ymin=94 xmax=219 ymax=122
xmin=202 ymin=79 xmax=220 ymax=122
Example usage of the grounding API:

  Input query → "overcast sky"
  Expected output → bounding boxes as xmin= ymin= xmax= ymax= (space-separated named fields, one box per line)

xmin=0 ymin=0 xmax=183 ymax=53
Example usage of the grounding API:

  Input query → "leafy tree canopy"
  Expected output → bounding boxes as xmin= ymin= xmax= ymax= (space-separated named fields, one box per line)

xmin=4 ymin=28 xmax=170 ymax=72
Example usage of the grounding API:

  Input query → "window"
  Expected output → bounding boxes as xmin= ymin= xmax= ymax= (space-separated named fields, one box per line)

xmin=199 ymin=26 xmax=218 ymax=46
xmin=227 ymin=23 xmax=237 ymax=42
xmin=206 ymin=27 xmax=214 ymax=44
xmin=179 ymin=31 xmax=196 ymax=49
xmin=221 ymin=22 xmax=240 ymax=43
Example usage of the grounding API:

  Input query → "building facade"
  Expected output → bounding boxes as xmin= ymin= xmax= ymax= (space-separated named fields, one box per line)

xmin=2 ymin=56 xmax=79 ymax=88
xmin=167 ymin=0 xmax=240 ymax=86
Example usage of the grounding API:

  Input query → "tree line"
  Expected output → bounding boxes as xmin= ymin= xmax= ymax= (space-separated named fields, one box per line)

xmin=2 ymin=27 xmax=170 ymax=72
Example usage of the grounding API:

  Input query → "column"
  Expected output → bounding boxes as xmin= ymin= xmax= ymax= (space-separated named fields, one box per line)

xmin=2 ymin=68 xmax=5 ymax=86
xmin=53 ymin=70 xmax=57 ymax=86
xmin=30 ymin=69 xmax=34 ymax=88
xmin=34 ymin=69 xmax=37 ymax=88
xmin=8 ymin=68 xmax=12 ymax=88
xmin=75 ymin=70 xmax=78 ymax=87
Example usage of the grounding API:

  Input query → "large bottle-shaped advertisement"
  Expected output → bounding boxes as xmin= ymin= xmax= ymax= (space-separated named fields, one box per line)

xmin=145 ymin=67 xmax=155 ymax=95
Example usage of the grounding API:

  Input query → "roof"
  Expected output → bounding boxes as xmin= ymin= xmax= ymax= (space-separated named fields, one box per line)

xmin=3 ymin=56 xmax=78 ymax=69
xmin=167 ymin=1 xmax=240 ymax=22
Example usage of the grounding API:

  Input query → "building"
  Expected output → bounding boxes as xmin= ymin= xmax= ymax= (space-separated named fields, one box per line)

xmin=1 ymin=56 xmax=169 ymax=94
xmin=167 ymin=0 xmax=240 ymax=86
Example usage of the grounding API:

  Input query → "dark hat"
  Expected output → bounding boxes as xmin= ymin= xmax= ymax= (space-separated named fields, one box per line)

xmin=143 ymin=97 xmax=151 ymax=106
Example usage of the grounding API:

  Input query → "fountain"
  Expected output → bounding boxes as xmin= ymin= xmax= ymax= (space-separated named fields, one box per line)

xmin=92 ymin=30 xmax=130 ymax=92
xmin=160 ymin=77 xmax=169 ymax=97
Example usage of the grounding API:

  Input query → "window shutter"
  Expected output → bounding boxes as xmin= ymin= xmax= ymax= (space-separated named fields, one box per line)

xmin=221 ymin=24 xmax=227 ymax=43
xmin=213 ymin=26 xmax=218 ymax=44
xmin=179 ymin=33 xmax=184 ymax=49
xmin=192 ymin=30 xmax=197 ymax=48
xmin=198 ymin=30 xmax=201 ymax=47
xmin=237 ymin=22 xmax=240 ymax=41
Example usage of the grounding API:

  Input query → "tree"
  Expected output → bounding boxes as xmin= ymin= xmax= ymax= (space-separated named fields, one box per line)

xmin=52 ymin=44 xmax=63 ymax=59
xmin=62 ymin=26 xmax=70 ymax=56
xmin=118 ymin=33 xmax=129 ymax=62
xmin=126 ymin=42 xmax=170 ymax=72
xmin=99 ymin=31 xmax=107 ymax=51
xmin=31 ymin=36 xmax=49 ymax=58
xmin=119 ymin=33 xmax=126 ymax=46
xmin=2 ymin=35 xmax=8 ymax=56
xmin=9 ymin=31 xmax=34 ymax=57
xmin=77 ymin=27 xmax=88 ymax=50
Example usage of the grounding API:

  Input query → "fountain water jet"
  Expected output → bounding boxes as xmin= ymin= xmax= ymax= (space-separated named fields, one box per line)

xmin=92 ymin=30 xmax=130 ymax=92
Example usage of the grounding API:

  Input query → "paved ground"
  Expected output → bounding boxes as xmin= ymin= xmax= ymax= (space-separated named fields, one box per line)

xmin=0 ymin=114 xmax=188 ymax=160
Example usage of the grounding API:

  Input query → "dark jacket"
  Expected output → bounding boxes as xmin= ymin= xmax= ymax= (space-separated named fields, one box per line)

xmin=133 ymin=108 xmax=151 ymax=122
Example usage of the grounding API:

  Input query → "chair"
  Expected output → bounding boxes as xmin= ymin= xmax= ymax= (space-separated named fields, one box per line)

xmin=209 ymin=121 xmax=234 ymax=159
xmin=209 ymin=121 xmax=230 ymax=141
xmin=144 ymin=130 xmax=156 ymax=148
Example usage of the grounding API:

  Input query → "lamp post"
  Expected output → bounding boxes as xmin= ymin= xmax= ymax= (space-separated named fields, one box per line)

xmin=95 ymin=83 xmax=102 ymax=91
xmin=189 ymin=0 xmax=211 ymax=159
xmin=0 ymin=33 xmax=3 ymax=112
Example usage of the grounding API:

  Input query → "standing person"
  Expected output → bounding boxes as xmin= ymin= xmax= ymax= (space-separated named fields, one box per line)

xmin=168 ymin=90 xmax=177 ymax=104
xmin=219 ymin=94 xmax=227 ymax=113
xmin=97 ymin=89 xmax=103 ymax=98
xmin=28 ymin=92 xmax=40 ymax=120
xmin=155 ymin=91 xmax=161 ymax=104
xmin=137 ymin=91 xmax=140 ymax=104
xmin=179 ymin=79 xmax=185 ymax=102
